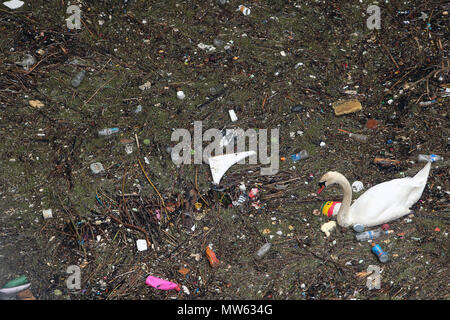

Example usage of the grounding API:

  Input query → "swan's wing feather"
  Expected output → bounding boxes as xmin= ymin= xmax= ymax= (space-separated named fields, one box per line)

xmin=350 ymin=177 xmax=427 ymax=225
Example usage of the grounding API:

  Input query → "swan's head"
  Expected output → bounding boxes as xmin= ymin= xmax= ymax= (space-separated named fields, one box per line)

xmin=317 ymin=171 xmax=340 ymax=194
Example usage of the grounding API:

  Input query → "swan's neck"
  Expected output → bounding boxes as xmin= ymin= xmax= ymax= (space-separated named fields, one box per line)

xmin=334 ymin=173 xmax=352 ymax=226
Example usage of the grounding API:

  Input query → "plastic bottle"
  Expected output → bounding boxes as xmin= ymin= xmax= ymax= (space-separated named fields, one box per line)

xmin=255 ymin=243 xmax=271 ymax=260
xmin=371 ymin=243 xmax=389 ymax=263
xmin=17 ymin=54 xmax=36 ymax=70
xmin=71 ymin=70 xmax=86 ymax=87
xmin=238 ymin=5 xmax=251 ymax=16
xmin=356 ymin=229 xmax=393 ymax=241
xmin=98 ymin=128 xmax=119 ymax=136
xmin=232 ymin=194 xmax=247 ymax=207
xmin=348 ymin=133 xmax=368 ymax=142
xmin=418 ymin=100 xmax=436 ymax=106
xmin=291 ymin=150 xmax=309 ymax=162
xmin=417 ymin=154 xmax=442 ymax=162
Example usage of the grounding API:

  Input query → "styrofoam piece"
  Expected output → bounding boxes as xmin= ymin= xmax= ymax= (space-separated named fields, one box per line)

xmin=209 ymin=151 xmax=256 ymax=184
xmin=136 ymin=239 xmax=147 ymax=251
xmin=3 ymin=0 xmax=24 ymax=10
xmin=228 ymin=109 xmax=238 ymax=122
xmin=42 ymin=209 xmax=53 ymax=219
xmin=352 ymin=181 xmax=364 ymax=192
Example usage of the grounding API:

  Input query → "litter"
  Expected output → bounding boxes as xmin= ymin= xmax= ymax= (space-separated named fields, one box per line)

xmin=1 ymin=276 xmax=31 ymax=299
xmin=355 ymin=229 xmax=393 ymax=241
xmin=290 ymin=150 xmax=308 ymax=162
xmin=177 ymin=90 xmax=185 ymax=100
xmin=29 ymin=100 xmax=44 ymax=108
xmin=291 ymin=104 xmax=305 ymax=113
xmin=366 ymin=119 xmax=380 ymax=129
xmin=90 ymin=162 xmax=104 ymax=174
xmin=16 ymin=289 xmax=36 ymax=300
xmin=182 ymin=285 xmax=190 ymax=295
xmin=145 ymin=275 xmax=180 ymax=291
xmin=418 ymin=154 xmax=442 ymax=162
xmin=373 ymin=157 xmax=400 ymax=168
xmin=71 ymin=70 xmax=85 ymax=87
xmin=255 ymin=243 xmax=271 ymax=260
xmin=3 ymin=0 xmax=24 ymax=9
xmin=232 ymin=194 xmax=247 ymax=207
xmin=42 ymin=209 xmax=53 ymax=219
xmin=0 ymin=283 xmax=31 ymax=297
xmin=418 ymin=100 xmax=436 ymax=106
xmin=208 ymin=151 xmax=256 ymax=184
xmin=98 ymin=128 xmax=119 ymax=136
xmin=338 ymin=129 xmax=367 ymax=142
xmin=178 ymin=267 xmax=190 ymax=275
xmin=371 ymin=243 xmax=389 ymax=263
xmin=228 ymin=109 xmax=238 ymax=122
xmin=320 ymin=201 xmax=341 ymax=217
xmin=16 ymin=54 xmax=35 ymax=70
xmin=332 ymin=99 xmax=362 ymax=115
xmin=205 ymin=246 xmax=220 ymax=268
xmin=124 ymin=144 xmax=133 ymax=154
xmin=2 ymin=276 xmax=28 ymax=288
xmin=320 ymin=221 xmax=336 ymax=237
xmin=138 ymin=81 xmax=152 ymax=91
xmin=136 ymin=239 xmax=148 ymax=251
xmin=351 ymin=181 xmax=364 ymax=193
xmin=248 ymin=188 xmax=259 ymax=199
xmin=353 ymin=224 xmax=365 ymax=233
xmin=238 ymin=5 xmax=250 ymax=16
xmin=197 ymin=43 xmax=216 ymax=52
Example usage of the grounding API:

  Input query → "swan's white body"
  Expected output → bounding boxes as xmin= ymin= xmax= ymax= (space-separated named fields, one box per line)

xmin=318 ymin=162 xmax=431 ymax=228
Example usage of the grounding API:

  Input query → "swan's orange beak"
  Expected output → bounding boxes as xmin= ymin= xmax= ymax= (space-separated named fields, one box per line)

xmin=317 ymin=182 xmax=326 ymax=195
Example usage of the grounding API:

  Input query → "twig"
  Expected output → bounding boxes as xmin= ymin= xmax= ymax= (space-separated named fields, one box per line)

xmin=137 ymin=157 xmax=166 ymax=208
xmin=83 ymin=74 xmax=117 ymax=107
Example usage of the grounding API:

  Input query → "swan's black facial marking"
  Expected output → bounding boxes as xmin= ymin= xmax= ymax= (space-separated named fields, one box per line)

xmin=317 ymin=181 xmax=326 ymax=194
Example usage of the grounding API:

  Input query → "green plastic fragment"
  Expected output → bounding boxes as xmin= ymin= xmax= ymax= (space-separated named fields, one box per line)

xmin=2 ymin=276 xmax=28 ymax=288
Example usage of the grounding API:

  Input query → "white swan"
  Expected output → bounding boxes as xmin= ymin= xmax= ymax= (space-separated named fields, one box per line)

xmin=317 ymin=161 xmax=431 ymax=228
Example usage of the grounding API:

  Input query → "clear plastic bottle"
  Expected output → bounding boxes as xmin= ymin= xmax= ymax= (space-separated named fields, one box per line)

xmin=98 ymin=128 xmax=119 ymax=136
xmin=232 ymin=194 xmax=247 ymax=207
xmin=348 ymin=133 xmax=368 ymax=142
xmin=418 ymin=154 xmax=442 ymax=162
xmin=71 ymin=70 xmax=86 ymax=87
xmin=291 ymin=150 xmax=309 ymax=162
xmin=255 ymin=243 xmax=271 ymax=260
xmin=17 ymin=54 xmax=36 ymax=70
xmin=355 ymin=229 xmax=393 ymax=241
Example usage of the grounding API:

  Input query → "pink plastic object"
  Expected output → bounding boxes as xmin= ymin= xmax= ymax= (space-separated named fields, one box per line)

xmin=145 ymin=276 xmax=181 ymax=291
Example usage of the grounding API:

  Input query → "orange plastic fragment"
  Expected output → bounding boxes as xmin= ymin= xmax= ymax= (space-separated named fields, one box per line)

xmin=178 ymin=267 xmax=190 ymax=275
xmin=366 ymin=119 xmax=380 ymax=129
xmin=205 ymin=246 xmax=220 ymax=268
